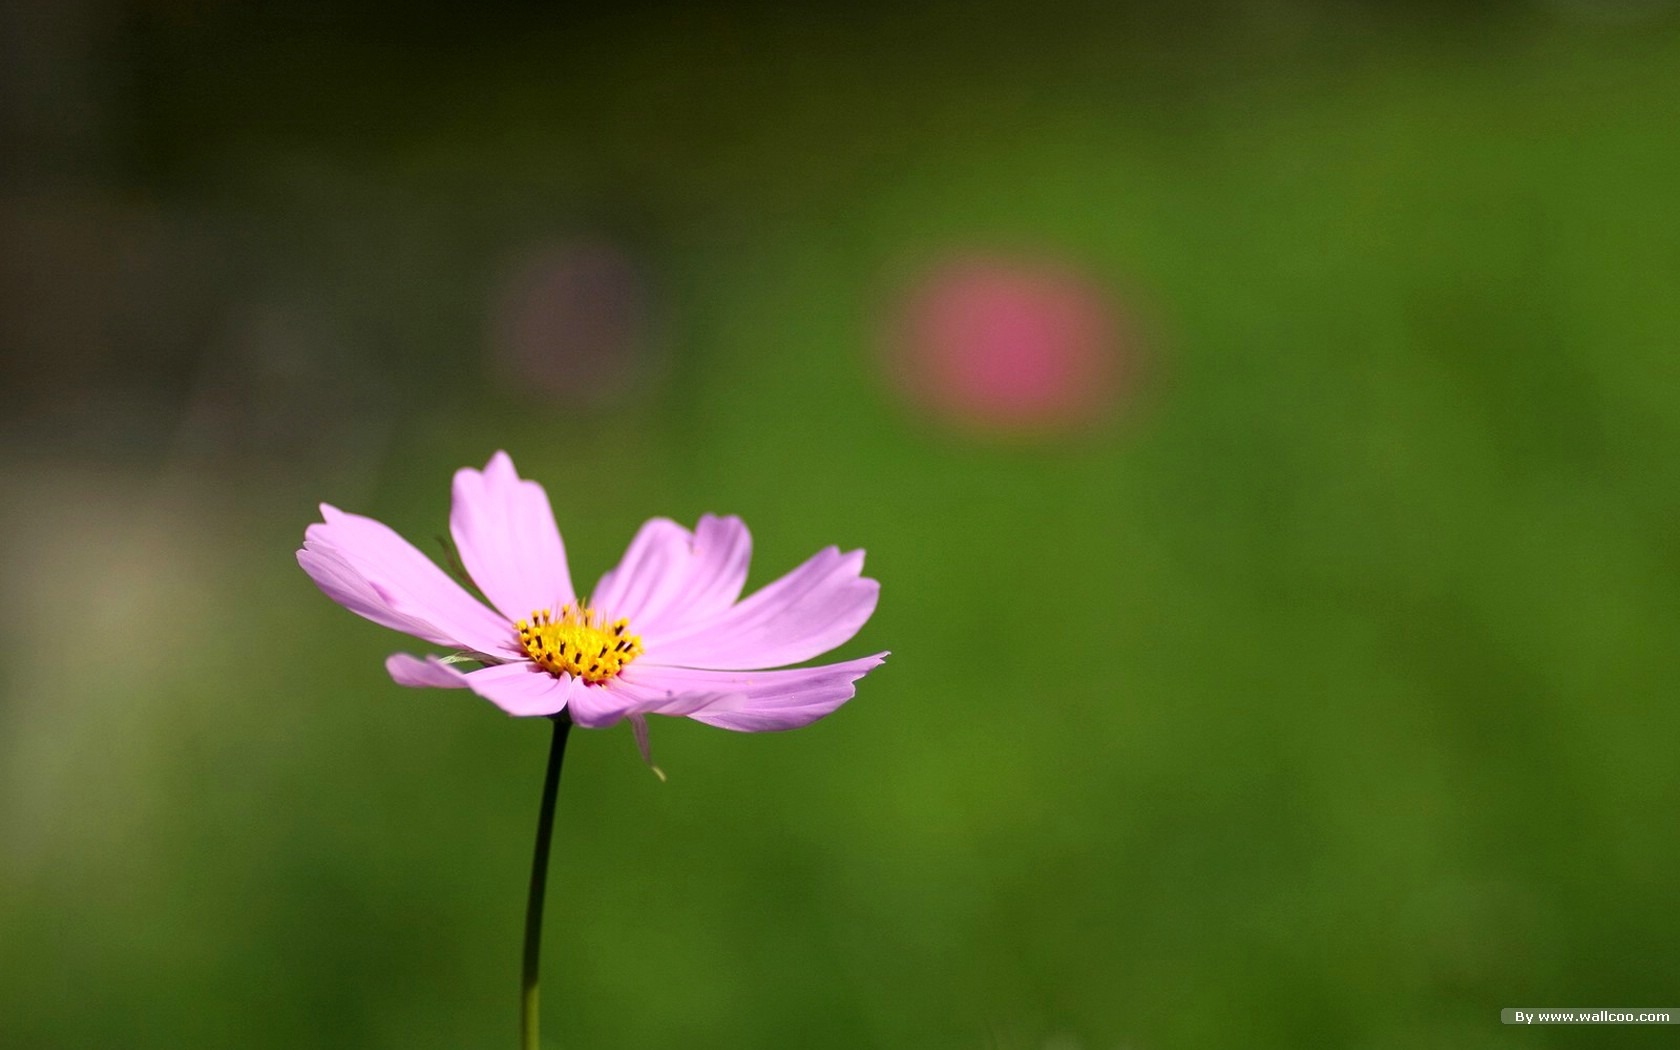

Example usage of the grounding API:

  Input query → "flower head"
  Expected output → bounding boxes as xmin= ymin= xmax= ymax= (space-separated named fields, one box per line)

xmin=886 ymin=253 xmax=1136 ymax=435
xmin=297 ymin=452 xmax=885 ymax=735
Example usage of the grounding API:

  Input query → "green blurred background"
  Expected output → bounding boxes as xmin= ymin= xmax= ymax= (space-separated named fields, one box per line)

xmin=3 ymin=2 xmax=1679 ymax=1047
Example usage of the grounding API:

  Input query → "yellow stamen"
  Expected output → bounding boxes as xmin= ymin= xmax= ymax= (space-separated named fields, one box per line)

xmin=515 ymin=600 xmax=643 ymax=685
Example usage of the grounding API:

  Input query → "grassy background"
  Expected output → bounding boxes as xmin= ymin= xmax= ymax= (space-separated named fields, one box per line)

xmin=2 ymin=3 xmax=1678 ymax=1047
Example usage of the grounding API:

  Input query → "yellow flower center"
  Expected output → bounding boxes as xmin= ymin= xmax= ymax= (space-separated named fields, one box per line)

xmin=515 ymin=601 xmax=643 ymax=684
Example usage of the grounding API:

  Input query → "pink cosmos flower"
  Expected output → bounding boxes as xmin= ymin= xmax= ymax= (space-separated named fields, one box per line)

xmin=885 ymin=253 xmax=1138 ymax=435
xmin=298 ymin=452 xmax=885 ymax=734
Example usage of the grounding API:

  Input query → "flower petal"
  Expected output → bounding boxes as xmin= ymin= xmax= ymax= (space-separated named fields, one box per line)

xmin=565 ymin=677 xmax=719 ymax=728
xmin=590 ymin=652 xmax=887 ymax=731
xmin=386 ymin=655 xmax=573 ymax=717
xmin=450 ymin=451 xmax=575 ymax=622
xmin=461 ymin=661 xmax=577 ymax=717
xmin=299 ymin=505 xmax=516 ymax=656
xmin=642 ymin=547 xmax=879 ymax=670
xmin=626 ymin=714 xmax=665 ymax=779
xmin=590 ymin=514 xmax=751 ymax=635
xmin=386 ymin=653 xmax=472 ymax=688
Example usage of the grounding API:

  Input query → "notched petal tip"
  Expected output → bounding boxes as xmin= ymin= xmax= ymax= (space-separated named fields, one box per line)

xmin=450 ymin=450 xmax=575 ymax=621
xmin=297 ymin=503 xmax=514 ymax=654
xmin=644 ymin=543 xmax=881 ymax=670
xmin=592 ymin=515 xmax=753 ymax=634
xmin=616 ymin=651 xmax=886 ymax=733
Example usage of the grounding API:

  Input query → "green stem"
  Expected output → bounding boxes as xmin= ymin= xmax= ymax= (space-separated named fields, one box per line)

xmin=522 ymin=714 xmax=572 ymax=1050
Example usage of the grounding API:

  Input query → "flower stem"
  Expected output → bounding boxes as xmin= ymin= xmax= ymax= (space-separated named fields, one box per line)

xmin=522 ymin=713 xmax=572 ymax=1050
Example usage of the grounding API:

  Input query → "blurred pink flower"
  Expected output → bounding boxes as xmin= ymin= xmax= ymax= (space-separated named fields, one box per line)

xmin=488 ymin=240 xmax=655 ymax=405
xmin=887 ymin=255 xmax=1137 ymax=434
xmin=298 ymin=452 xmax=885 ymax=734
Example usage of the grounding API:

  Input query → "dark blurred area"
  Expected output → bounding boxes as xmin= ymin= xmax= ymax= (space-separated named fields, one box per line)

xmin=3 ymin=1 xmax=1679 ymax=1047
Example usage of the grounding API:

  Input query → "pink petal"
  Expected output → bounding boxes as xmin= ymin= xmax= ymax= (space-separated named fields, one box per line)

xmin=299 ymin=505 xmax=517 ymax=656
xmin=590 ymin=514 xmax=751 ymax=635
xmin=565 ymin=676 xmax=719 ymax=729
xmin=386 ymin=653 xmax=472 ymax=688
xmin=593 ymin=653 xmax=887 ymax=731
xmin=299 ymin=546 xmax=434 ymax=642
xmin=642 ymin=547 xmax=879 ymax=670
xmin=450 ymin=451 xmax=576 ymax=623
xmin=386 ymin=654 xmax=574 ymax=718
xmin=627 ymin=714 xmax=659 ymax=773
xmin=462 ymin=661 xmax=577 ymax=717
